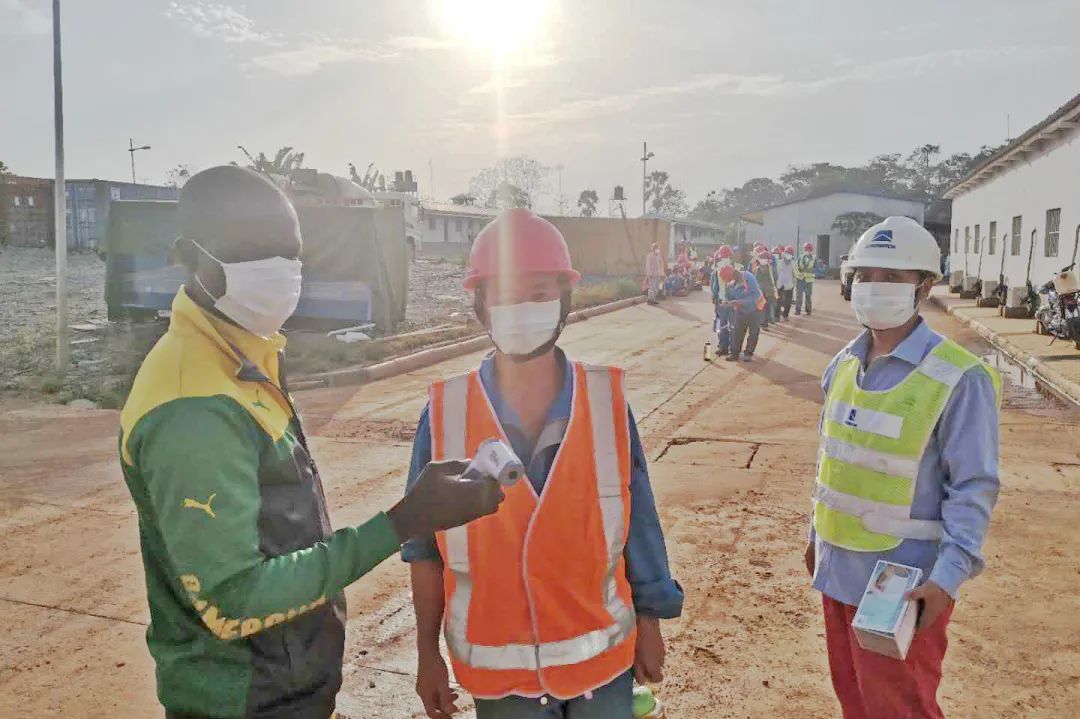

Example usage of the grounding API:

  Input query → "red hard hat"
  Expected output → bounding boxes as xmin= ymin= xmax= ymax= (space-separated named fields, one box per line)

xmin=463 ymin=209 xmax=581 ymax=290
xmin=753 ymin=242 xmax=766 ymax=250
xmin=757 ymin=247 xmax=770 ymax=258
xmin=785 ymin=245 xmax=795 ymax=254
xmin=803 ymin=242 xmax=814 ymax=252
xmin=717 ymin=245 xmax=734 ymax=259
xmin=718 ymin=264 xmax=736 ymax=284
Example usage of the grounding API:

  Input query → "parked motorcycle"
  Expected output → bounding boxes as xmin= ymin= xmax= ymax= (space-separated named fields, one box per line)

xmin=1035 ymin=263 xmax=1080 ymax=350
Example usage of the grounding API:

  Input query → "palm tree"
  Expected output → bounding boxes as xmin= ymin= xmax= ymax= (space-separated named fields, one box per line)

xmin=237 ymin=145 xmax=305 ymax=176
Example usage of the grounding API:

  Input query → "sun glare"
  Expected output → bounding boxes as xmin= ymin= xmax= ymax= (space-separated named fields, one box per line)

xmin=440 ymin=0 xmax=552 ymax=59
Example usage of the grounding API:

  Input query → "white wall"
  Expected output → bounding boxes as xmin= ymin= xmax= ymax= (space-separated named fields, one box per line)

xmin=420 ymin=214 xmax=488 ymax=245
xmin=744 ymin=193 xmax=926 ymax=267
xmin=951 ymin=128 xmax=1080 ymax=287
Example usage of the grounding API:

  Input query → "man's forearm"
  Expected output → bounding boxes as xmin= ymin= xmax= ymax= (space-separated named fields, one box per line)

xmin=410 ymin=560 xmax=446 ymax=655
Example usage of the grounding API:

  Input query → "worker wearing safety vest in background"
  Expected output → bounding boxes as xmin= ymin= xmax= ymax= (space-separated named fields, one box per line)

xmin=404 ymin=209 xmax=683 ymax=719
xmin=805 ymin=216 xmax=1001 ymax=719
xmin=795 ymin=241 xmax=816 ymax=316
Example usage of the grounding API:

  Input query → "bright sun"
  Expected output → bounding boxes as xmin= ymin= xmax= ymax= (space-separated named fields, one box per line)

xmin=440 ymin=0 xmax=552 ymax=59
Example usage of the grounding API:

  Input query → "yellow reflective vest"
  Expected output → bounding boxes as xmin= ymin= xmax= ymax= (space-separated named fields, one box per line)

xmin=813 ymin=338 xmax=1001 ymax=552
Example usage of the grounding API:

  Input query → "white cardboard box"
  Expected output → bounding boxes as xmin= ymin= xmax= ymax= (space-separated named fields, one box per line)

xmin=851 ymin=561 xmax=922 ymax=660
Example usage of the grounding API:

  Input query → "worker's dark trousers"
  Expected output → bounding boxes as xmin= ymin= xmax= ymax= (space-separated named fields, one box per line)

xmin=730 ymin=310 xmax=762 ymax=357
xmin=778 ymin=288 xmax=794 ymax=318
xmin=796 ymin=279 xmax=814 ymax=315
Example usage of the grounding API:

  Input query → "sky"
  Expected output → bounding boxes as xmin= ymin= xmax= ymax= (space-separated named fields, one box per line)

xmin=3 ymin=0 xmax=1079 ymax=214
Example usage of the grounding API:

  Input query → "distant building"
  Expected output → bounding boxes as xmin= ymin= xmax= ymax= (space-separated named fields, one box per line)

xmin=663 ymin=216 xmax=726 ymax=258
xmin=944 ymin=93 xmax=1080 ymax=291
xmin=1 ymin=176 xmax=54 ymax=248
xmin=66 ymin=179 xmax=179 ymax=250
xmin=418 ymin=201 xmax=496 ymax=253
xmin=742 ymin=189 xmax=927 ymax=267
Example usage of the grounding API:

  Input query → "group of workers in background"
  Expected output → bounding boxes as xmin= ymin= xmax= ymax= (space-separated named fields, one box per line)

xmin=707 ymin=241 xmax=818 ymax=361
xmin=118 ymin=165 xmax=998 ymax=719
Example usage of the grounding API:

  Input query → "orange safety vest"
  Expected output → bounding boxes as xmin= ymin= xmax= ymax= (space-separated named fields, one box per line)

xmin=429 ymin=361 xmax=636 ymax=700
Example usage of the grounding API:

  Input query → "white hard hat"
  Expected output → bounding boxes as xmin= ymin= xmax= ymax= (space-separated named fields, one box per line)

xmin=848 ymin=216 xmax=942 ymax=280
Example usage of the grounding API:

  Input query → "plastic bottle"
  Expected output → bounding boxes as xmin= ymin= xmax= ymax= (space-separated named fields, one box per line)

xmin=703 ymin=341 xmax=711 ymax=361
xmin=632 ymin=685 xmax=667 ymax=719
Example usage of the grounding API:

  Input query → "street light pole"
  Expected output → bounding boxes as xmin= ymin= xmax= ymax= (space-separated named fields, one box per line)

xmin=52 ymin=0 xmax=68 ymax=371
xmin=640 ymin=141 xmax=654 ymax=216
xmin=554 ymin=163 xmax=564 ymax=215
xmin=128 ymin=138 xmax=151 ymax=184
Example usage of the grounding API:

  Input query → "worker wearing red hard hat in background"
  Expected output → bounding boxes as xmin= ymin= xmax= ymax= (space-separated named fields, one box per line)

xmin=716 ymin=263 xmax=766 ymax=361
xmin=751 ymin=247 xmax=779 ymax=330
xmin=775 ymin=246 xmax=797 ymax=321
xmin=794 ymin=241 xmax=817 ymax=316
xmin=403 ymin=209 xmax=683 ymax=719
xmin=644 ymin=243 xmax=664 ymax=305
xmin=806 ymin=217 xmax=1001 ymax=718
xmin=710 ymin=244 xmax=736 ymax=356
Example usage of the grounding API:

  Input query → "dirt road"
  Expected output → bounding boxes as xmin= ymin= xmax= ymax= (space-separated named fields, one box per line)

xmin=1 ymin=282 xmax=1077 ymax=717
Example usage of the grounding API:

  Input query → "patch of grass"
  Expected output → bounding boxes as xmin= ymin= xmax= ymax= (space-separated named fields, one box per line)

xmin=453 ymin=253 xmax=469 ymax=269
xmin=571 ymin=277 xmax=641 ymax=311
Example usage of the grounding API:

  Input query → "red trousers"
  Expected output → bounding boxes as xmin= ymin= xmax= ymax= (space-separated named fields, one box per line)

xmin=822 ymin=595 xmax=953 ymax=719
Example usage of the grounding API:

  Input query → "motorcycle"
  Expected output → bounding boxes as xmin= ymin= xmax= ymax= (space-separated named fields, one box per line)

xmin=1034 ymin=262 xmax=1080 ymax=350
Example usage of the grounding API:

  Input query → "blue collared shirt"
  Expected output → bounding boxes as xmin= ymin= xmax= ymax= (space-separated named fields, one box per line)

xmin=401 ymin=350 xmax=684 ymax=619
xmin=811 ymin=318 xmax=1000 ymax=606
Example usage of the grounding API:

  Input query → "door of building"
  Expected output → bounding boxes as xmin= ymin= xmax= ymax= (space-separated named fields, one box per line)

xmin=817 ymin=234 xmax=831 ymax=267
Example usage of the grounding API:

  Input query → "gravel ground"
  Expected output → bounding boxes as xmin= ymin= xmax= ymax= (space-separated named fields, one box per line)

xmin=404 ymin=255 xmax=472 ymax=328
xmin=0 ymin=247 xmax=107 ymax=347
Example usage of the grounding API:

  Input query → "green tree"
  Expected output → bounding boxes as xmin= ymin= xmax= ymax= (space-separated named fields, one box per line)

xmin=348 ymin=162 xmax=384 ymax=191
xmin=643 ymin=170 xmax=688 ymax=217
xmin=0 ymin=160 xmax=10 ymax=178
xmin=692 ymin=177 xmax=786 ymax=225
xmin=577 ymin=189 xmax=599 ymax=217
xmin=831 ymin=211 xmax=885 ymax=240
xmin=238 ymin=145 xmax=305 ymax=176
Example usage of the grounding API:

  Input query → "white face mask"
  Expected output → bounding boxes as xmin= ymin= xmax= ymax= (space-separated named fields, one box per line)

xmin=851 ymin=281 xmax=918 ymax=330
xmin=488 ymin=299 xmax=562 ymax=357
xmin=782 ymin=253 xmax=792 ymax=261
xmin=192 ymin=240 xmax=303 ymax=338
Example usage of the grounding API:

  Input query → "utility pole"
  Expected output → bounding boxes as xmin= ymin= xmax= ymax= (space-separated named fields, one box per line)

xmin=128 ymin=138 xmax=151 ymax=184
xmin=554 ymin=163 xmax=565 ymax=215
xmin=52 ymin=0 xmax=68 ymax=371
xmin=428 ymin=158 xmax=435 ymax=200
xmin=640 ymin=141 xmax=654 ymax=216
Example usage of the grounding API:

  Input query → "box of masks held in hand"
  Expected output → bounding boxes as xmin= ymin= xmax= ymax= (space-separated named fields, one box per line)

xmin=851 ymin=560 xmax=922 ymax=660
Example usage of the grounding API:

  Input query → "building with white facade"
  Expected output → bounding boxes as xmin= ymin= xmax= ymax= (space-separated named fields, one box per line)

xmin=945 ymin=93 xmax=1080 ymax=301
xmin=418 ymin=201 xmax=496 ymax=254
xmin=742 ymin=190 xmax=927 ymax=268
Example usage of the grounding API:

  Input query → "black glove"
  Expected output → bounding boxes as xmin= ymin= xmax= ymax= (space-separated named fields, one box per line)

xmin=386 ymin=459 xmax=504 ymax=542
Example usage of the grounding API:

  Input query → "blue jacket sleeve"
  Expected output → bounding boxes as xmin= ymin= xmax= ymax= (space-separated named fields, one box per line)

xmin=927 ymin=367 xmax=1000 ymax=597
xmin=400 ymin=403 xmax=443 ymax=563
xmin=736 ymin=272 xmax=761 ymax=312
xmin=624 ymin=407 xmax=684 ymax=619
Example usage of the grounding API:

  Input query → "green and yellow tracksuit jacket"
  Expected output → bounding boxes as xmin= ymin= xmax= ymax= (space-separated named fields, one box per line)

xmin=120 ymin=289 xmax=401 ymax=719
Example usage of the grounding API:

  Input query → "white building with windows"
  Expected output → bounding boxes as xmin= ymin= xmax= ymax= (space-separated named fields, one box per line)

xmin=418 ymin=202 xmax=496 ymax=254
xmin=945 ymin=93 xmax=1080 ymax=297
xmin=741 ymin=190 xmax=927 ymax=268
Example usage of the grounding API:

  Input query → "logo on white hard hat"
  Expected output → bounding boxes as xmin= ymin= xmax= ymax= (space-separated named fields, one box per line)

xmin=868 ymin=229 xmax=895 ymax=249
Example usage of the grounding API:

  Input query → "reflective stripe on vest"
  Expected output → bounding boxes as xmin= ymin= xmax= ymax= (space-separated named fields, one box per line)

xmin=435 ymin=365 xmax=634 ymax=674
xmin=813 ymin=337 xmax=1001 ymax=552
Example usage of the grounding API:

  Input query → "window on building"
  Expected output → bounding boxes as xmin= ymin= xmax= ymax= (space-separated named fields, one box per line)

xmin=964 ymin=226 xmax=970 ymax=254
xmin=988 ymin=221 xmax=997 ymax=255
xmin=78 ymin=207 xmax=89 ymax=222
xmin=1045 ymin=208 xmax=1061 ymax=257
xmin=27 ymin=196 xmax=35 ymax=207
xmin=953 ymin=229 xmax=959 ymax=253
xmin=13 ymin=196 xmax=20 ymax=207
xmin=974 ymin=224 xmax=981 ymax=254
xmin=428 ymin=216 xmax=436 ymax=231
xmin=87 ymin=207 xmax=96 ymax=224
xmin=1011 ymin=216 xmax=1022 ymax=255
xmin=455 ymin=219 xmax=462 ymax=232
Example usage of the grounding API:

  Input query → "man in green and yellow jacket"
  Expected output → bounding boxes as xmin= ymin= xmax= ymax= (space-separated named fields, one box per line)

xmin=120 ymin=166 xmax=503 ymax=719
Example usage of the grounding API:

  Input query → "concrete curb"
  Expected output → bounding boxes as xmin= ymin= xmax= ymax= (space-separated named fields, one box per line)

xmin=929 ymin=295 xmax=1080 ymax=407
xmin=292 ymin=295 xmax=648 ymax=390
